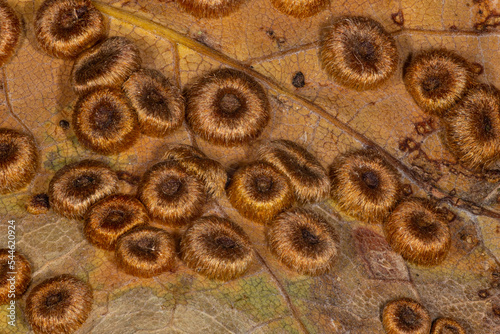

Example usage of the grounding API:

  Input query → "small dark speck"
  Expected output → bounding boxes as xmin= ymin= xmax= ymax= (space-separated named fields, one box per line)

xmin=470 ymin=62 xmax=484 ymax=75
xmin=402 ymin=184 xmax=413 ymax=196
xmin=59 ymin=120 xmax=70 ymax=130
xmin=32 ymin=193 xmax=50 ymax=209
xmin=391 ymin=10 xmax=404 ymax=26
xmin=292 ymin=71 xmax=305 ymax=88
xmin=493 ymin=304 xmax=500 ymax=317
xmin=492 ymin=270 xmax=500 ymax=279
xmin=479 ymin=10 xmax=483 ymax=15
xmin=478 ymin=289 xmax=490 ymax=299
xmin=31 ymin=193 xmax=50 ymax=210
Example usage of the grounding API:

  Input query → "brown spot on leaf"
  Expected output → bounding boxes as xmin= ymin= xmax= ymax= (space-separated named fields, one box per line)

xmin=402 ymin=184 xmax=413 ymax=196
xmin=193 ymin=30 xmax=211 ymax=47
xmin=475 ymin=12 xmax=500 ymax=31
xmin=59 ymin=119 xmax=70 ymax=130
xmin=415 ymin=118 xmax=434 ymax=136
xmin=391 ymin=10 xmax=404 ymax=26
xmin=445 ymin=209 xmax=456 ymax=222
xmin=263 ymin=28 xmax=286 ymax=49
xmin=457 ymin=228 xmax=479 ymax=252
xmin=292 ymin=71 xmax=305 ymax=88
xmin=493 ymin=304 xmax=500 ymax=317
xmin=478 ymin=289 xmax=490 ymax=299
xmin=399 ymin=138 xmax=420 ymax=152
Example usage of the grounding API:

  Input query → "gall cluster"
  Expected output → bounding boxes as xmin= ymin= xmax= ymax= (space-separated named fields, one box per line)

xmin=402 ymin=48 xmax=500 ymax=171
xmin=227 ymin=139 xmax=331 ymax=224
xmin=0 ymin=0 xmax=485 ymax=332
xmin=319 ymin=14 xmax=500 ymax=171
xmin=0 ymin=248 xmax=94 ymax=334
xmin=43 ymin=144 xmax=258 ymax=282
xmin=382 ymin=298 xmax=466 ymax=334
xmin=329 ymin=148 xmax=451 ymax=267
xmin=227 ymin=139 xmax=339 ymax=276
xmin=37 ymin=0 xmax=275 ymax=156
